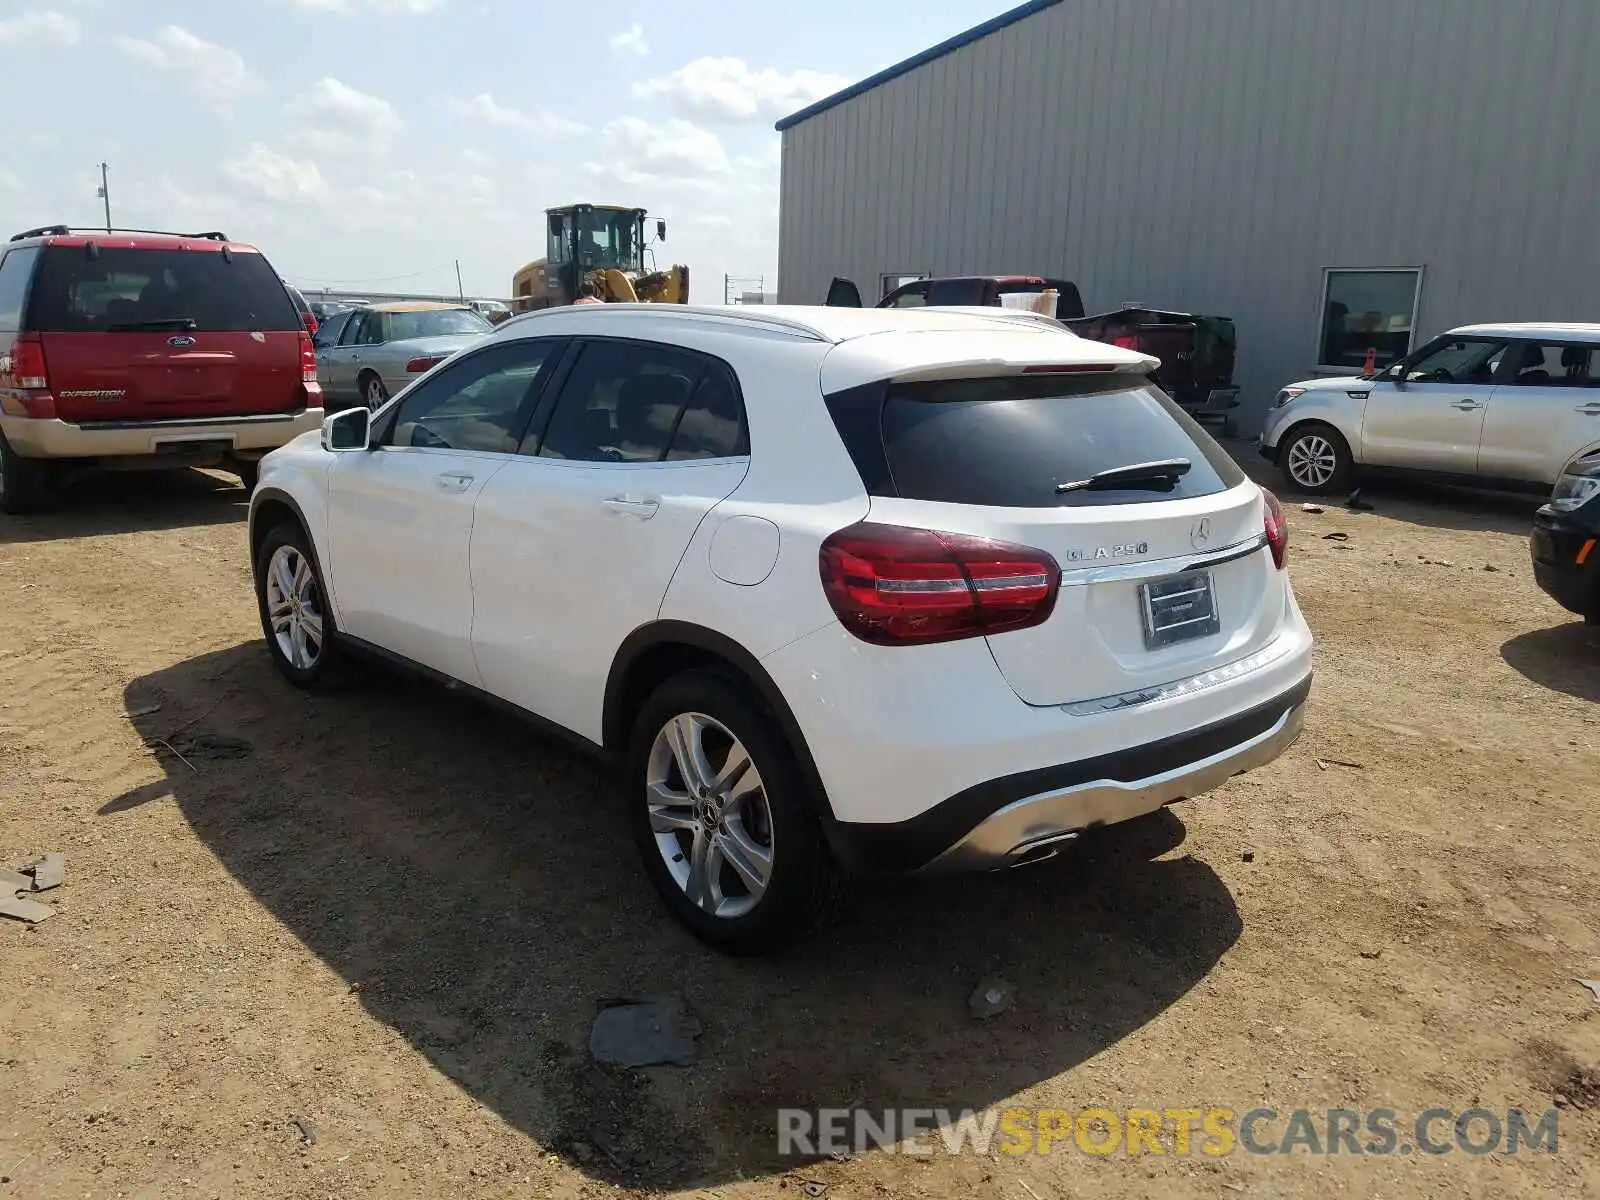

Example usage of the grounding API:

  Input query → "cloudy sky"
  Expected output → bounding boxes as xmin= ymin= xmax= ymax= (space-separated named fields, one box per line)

xmin=0 ymin=0 xmax=1007 ymax=302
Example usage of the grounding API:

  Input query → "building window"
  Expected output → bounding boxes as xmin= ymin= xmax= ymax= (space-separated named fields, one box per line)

xmin=1318 ymin=268 xmax=1423 ymax=371
xmin=881 ymin=272 xmax=927 ymax=300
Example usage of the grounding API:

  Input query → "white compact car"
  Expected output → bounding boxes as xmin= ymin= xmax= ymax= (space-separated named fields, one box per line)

xmin=248 ymin=305 xmax=1313 ymax=952
xmin=1260 ymin=322 xmax=1600 ymax=495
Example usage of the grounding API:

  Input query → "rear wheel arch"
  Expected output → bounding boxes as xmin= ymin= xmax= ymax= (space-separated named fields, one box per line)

xmin=603 ymin=621 xmax=839 ymax=821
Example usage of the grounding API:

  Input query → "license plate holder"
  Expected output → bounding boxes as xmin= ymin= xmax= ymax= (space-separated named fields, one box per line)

xmin=1140 ymin=571 xmax=1220 ymax=649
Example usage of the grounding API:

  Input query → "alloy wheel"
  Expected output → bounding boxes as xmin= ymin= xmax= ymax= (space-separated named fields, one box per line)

xmin=365 ymin=378 xmax=386 ymax=406
xmin=1287 ymin=434 xmax=1338 ymax=488
xmin=645 ymin=711 xmax=774 ymax=920
xmin=265 ymin=544 xmax=325 ymax=670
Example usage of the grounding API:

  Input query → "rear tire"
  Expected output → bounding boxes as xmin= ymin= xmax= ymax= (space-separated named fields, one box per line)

xmin=254 ymin=521 xmax=348 ymax=690
xmin=626 ymin=669 xmax=848 ymax=954
xmin=0 ymin=431 xmax=59 ymax=514
xmin=360 ymin=372 xmax=388 ymax=408
xmin=1279 ymin=422 xmax=1355 ymax=495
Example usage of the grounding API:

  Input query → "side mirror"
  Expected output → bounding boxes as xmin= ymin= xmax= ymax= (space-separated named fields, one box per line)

xmin=1388 ymin=363 xmax=1408 ymax=388
xmin=321 ymin=407 xmax=371 ymax=452
xmin=656 ymin=219 xmax=667 ymax=242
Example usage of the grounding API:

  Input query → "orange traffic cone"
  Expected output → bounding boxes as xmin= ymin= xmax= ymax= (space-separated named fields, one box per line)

xmin=1363 ymin=346 xmax=1377 ymax=375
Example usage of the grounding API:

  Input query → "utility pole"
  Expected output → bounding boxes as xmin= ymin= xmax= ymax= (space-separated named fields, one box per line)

xmin=455 ymin=259 xmax=465 ymax=303
xmin=96 ymin=162 xmax=111 ymax=232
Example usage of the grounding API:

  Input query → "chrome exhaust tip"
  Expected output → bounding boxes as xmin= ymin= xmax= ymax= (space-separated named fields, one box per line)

xmin=1001 ymin=829 xmax=1082 ymax=870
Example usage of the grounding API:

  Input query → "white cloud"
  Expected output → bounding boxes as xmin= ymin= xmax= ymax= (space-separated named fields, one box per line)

xmin=288 ymin=78 xmax=405 ymax=153
xmin=608 ymin=23 xmax=648 ymax=57
xmin=0 ymin=10 xmax=80 ymax=45
xmin=221 ymin=144 xmax=329 ymax=204
xmin=115 ymin=26 xmax=259 ymax=108
xmin=634 ymin=57 xmax=848 ymax=123
xmin=446 ymin=94 xmax=586 ymax=137
xmin=281 ymin=0 xmax=443 ymax=12
xmin=583 ymin=116 xmax=730 ymax=185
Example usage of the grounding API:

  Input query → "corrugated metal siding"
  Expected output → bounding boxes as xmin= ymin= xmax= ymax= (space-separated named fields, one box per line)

xmin=778 ymin=0 xmax=1600 ymax=430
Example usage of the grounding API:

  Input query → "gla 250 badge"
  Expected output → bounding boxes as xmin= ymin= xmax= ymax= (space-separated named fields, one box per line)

xmin=1061 ymin=542 xmax=1149 ymax=562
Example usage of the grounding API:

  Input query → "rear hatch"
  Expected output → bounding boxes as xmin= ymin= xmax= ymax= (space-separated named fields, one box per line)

xmin=826 ymin=361 xmax=1284 ymax=707
xmin=25 ymin=241 xmax=306 ymax=422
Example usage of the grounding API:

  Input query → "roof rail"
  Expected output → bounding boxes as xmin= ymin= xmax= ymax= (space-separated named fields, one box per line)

xmin=8 ymin=225 xmax=231 ymax=243
xmin=500 ymin=302 xmax=833 ymax=341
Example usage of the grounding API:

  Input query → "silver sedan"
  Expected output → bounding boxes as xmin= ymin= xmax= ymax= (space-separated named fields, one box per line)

xmin=314 ymin=302 xmax=493 ymax=410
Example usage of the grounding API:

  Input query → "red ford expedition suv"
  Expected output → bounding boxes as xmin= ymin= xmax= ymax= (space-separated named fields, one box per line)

xmin=0 ymin=226 xmax=323 ymax=513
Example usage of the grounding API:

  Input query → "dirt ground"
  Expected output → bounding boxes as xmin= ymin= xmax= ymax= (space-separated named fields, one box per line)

xmin=1 ymin=453 xmax=1598 ymax=1200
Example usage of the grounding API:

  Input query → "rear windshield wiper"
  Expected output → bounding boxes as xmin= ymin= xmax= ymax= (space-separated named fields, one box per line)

xmin=105 ymin=317 xmax=199 ymax=332
xmin=1056 ymin=457 xmax=1192 ymax=494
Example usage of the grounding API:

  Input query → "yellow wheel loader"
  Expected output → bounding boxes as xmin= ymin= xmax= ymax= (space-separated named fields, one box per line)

xmin=511 ymin=203 xmax=689 ymax=311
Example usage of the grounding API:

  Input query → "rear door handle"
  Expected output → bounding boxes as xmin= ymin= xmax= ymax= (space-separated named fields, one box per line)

xmin=1449 ymin=400 xmax=1483 ymax=411
xmin=601 ymin=496 xmax=660 ymax=519
xmin=1577 ymin=403 xmax=1600 ymax=415
xmin=436 ymin=472 xmax=475 ymax=492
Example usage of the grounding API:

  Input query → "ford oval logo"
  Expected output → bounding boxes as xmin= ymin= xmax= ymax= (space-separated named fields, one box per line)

xmin=168 ymin=335 xmax=196 ymax=348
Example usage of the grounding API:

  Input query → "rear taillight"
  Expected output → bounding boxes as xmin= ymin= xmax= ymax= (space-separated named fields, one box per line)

xmin=406 ymin=355 xmax=447 ymax=373
xmin=298 ymin=332 xmax=317 ymax=383
xmin=301 ymin=312 xmax=319 ymax=337
xmin=1112 ymin=335 xmax=1141 ymax=350
xmin=11 ymin=334 xmax=49 ymax=390
xmin=819 ymin=522 xmax=1060 ymax=646
xmin=1262 ymin=488 xmax=1289 ymax=568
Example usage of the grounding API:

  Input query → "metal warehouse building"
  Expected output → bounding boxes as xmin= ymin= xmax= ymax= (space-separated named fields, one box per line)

xmin=775 ymin=0 xmax=1600 ymax=430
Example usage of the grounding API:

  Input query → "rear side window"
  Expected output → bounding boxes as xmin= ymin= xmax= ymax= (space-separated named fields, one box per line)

xmin=0 ymin=248 xmax=39 ymax=331
xmin=829 ymin=374 xmax=1245 ymax=508
xmin=666 ymin=364 xmax=748 ymax=460
xmin=385 ymin=308 xmax=491 ymax=340
xmin=25 ymin=246 xmax=301 ymax=333
xmin=531 ymin=340 xmax=708 ymax=463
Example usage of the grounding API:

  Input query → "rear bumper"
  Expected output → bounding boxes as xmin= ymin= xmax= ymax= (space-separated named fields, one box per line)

xmin=0 ymin=409 xmax=323 ymax=460
xmin=1530 ymin=506 xmax=1598 ymax=617
xmin=762 ymin=594 xmax=1315 ymax=874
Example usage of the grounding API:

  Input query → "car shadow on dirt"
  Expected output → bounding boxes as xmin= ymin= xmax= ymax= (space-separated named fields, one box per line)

xmin=1501 ymin=622 xmax=1600 ymax=702
xmin=115 ymin=644 xmax=1242 ymax=1190
xmin=0 ymin=468 xmax=247 ymax=545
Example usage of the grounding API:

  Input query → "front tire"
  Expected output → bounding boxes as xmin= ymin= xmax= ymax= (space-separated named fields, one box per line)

xmin=1279 ymin=422 xmax=1355 ymax=495
xmin=0 ymin=432 xmax=60 ymax=514
xmin=255 ymin=522 xmax=346 ymax=689
xmin=626 ymin=670 xmax=847 ymax=954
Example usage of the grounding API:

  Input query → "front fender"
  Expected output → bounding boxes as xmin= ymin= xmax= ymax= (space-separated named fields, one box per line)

xmin=1263 ymin=387 xmax=1370 ymax=461
xmin=248 ymin=449 xmax=340 ymax=623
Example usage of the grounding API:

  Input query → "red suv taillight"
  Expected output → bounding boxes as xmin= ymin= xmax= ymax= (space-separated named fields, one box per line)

xmin=1262 ymin=488 xmax=1289 ymax=568
xmin=298 ymin=331 xmax=317 ymax=383
xmin=406 ymin=354 xmax=447 ymax=373
xmin=819 ymin=522 xmax=1061 ymax=646
xmin=11 ymin=334 xmax=49 ymax=390
xmin=301 ymin=312 xmax=319 ymax=337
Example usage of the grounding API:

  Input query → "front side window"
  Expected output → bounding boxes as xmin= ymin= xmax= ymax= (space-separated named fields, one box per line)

xmin=382 ymin=339 xmax=560 ymax=452
xmin=1401 ymin=337 xmax=1507 ymax=385
xmin=885 ymin=282 xmax=930 ymax=308
xmin=1319 ymin=268 xmax=1422 ymax=370
xmin=531 ymin=341 xmax=708 ymax=463
xmin=881 ymin=272 xmax=927 ymax=300
xmin=313 ymin=310 xmax=350 ymax=348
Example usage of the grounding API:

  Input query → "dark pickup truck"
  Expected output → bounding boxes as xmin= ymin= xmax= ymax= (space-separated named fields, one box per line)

xmin=824 ymin=275 xmax=1240 ymax=423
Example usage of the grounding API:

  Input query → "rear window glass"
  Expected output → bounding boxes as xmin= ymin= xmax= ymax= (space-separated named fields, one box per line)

xmin=385 ymin=309 xmax=491 ymax=340
xmin=874 ymin=374 xmax=1245 ymax=508
xmin=26 ymin=246 xmax=300 ymax=333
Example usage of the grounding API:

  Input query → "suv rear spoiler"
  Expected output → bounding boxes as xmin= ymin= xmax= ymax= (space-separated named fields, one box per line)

xmin=9 ymin=225 xmax=230 ymax=242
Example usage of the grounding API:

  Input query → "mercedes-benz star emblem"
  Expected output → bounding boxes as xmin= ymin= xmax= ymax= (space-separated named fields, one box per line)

xmin=1191 ymin=517 xmax=1212 ymax=549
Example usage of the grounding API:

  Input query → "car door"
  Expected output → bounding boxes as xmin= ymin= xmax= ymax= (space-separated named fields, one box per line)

xmin=1359 ymin=334 xmax=1508 ymax=474
xmin=324 ymin=337 xmax=564 ymax=684
xmin=320 ymin=310 xmax=371 ymax=404
xmin=469 ymin=338 xmax=751 ymax=741
xmin=1478 ymin=341 xmax=1600 ymax=485
xmin=312 ymin=310 xmax=351 ymax=405
xmin=823 ymin=277 xmax=863 ymax=307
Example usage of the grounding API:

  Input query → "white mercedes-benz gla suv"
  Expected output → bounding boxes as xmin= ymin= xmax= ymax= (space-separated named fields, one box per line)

xmin=248 ymin=304 xmax=1313 ymax=953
